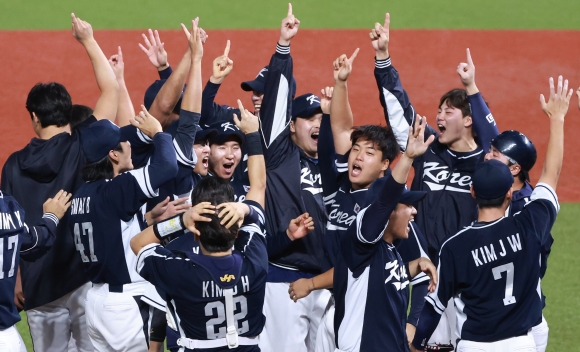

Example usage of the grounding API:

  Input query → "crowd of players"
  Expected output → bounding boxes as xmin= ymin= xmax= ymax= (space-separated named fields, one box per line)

xmin=0 ymin=4 xmax=577 ymax=352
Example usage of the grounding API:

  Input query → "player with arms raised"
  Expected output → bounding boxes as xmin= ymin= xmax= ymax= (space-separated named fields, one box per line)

xmin=411 ymin=76 xmax=572 ymax=351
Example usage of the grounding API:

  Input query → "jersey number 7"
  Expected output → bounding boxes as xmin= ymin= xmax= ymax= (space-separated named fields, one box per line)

xmin=74 ymin=222 xmax=98 ymax=263
xmin=492 ymin=262 xmax=516 ymax=306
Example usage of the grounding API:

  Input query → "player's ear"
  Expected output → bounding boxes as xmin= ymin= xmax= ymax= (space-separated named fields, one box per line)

xmin=463 ymin=114 xmax=473 ymax=128
xmin=289 ymin=120 xmax=296 ymax=133
xmin=505 ymin=187 xmax=514 ymax=201
xmin=509 ymin=164 xmax=521 ymax=177
xmin=108 ymin=149 xmax=119 ymax=163
xmin=470 ymin=185 xmax=476 ymax=199
xmin=380 ymin=158 xmax=390 ymax=172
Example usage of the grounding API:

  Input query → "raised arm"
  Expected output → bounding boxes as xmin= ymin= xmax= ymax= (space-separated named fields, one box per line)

xmin=108 ymin=46 xmax=135 ymax=127
xmin=538 ymin=76 xmax=573 ymax=191
xmin=234 ymin=100 xmax=266 ymax=208
xmin=330 ymin=49 xmax=359 ymax=155
xmin=259 ymin=3 xmax=299 ymax=169
xmin=71 ymin=13 xmax=119 ymax=122
xmin=138 ymin=28 xmax=170 ymax=73
xmin=457 ymin=48 xmax=499 ymax=152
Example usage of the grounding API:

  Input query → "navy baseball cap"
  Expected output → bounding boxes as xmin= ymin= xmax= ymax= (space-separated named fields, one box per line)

xmin=400 ymin=187 xmax=427 ymax=204
xmin=81 ymin=120 xmax=127 ymax=163
xmin=241 ymin=67 xmax=298 ymax=98
xmin=472 ymin=160 xmax=513 ymax=200
xmin=195 ymin=126 xmax=218 ymax=144
xmin=144 ymin=80 xmax=185 ymax=111
xmin=292 ymin=93 xmax=322 ymax=120
xmin=207 ymin=121 xmax=245 ymax=146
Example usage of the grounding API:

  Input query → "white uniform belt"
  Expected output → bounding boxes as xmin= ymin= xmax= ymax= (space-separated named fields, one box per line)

xmin=176 ymin=335 xmax=259 ymax=349
xmin=91 ymin=282 xmax=148 ymax=296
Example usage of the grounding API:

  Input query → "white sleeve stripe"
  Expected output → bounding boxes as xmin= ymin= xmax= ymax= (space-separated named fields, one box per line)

xmin=265 ymin=75 xmax=290 ymax=147
xmin=335 ymin=162 xmax=348 ymax=168
xmin=375 ymin=57 xmax=392 ymax=68
xmin=410 ymin=224 xmax=429 ymax=259
xmin=128 ymin=168 xmax=159 ymax=198
xmin=411 ymin=273 xmax=430 ymax=285
xmin=532 ymin=183 xmax=560 ymax=213
xmin=276 ymin=44 xmax=290 ymax=54
xmin=382 ymin=87 xmax=410 ymax=150
xmin=42 ymin=213 xmax=59 ymax=226
xmin=323 ymin=191 xmax=338 ymax=202
xmin=137 ymin=129 xmax=153 ymax=144
xmin=20 ymin=225 xmax=39 ymax=253
xmin=355 ymin=207 xmax=386 ymax=244
xmin=249 ymin=205 xmax=265 ymax=225
xmin=337 ymin=167 xmax=348 ymax=173
xmin=425 ymin=295 xmax=445 ymax=315
xmin=136 ymin=243 xmax=164 ymax=273
xmin=173 ymin=139 xmax=195 ymax=167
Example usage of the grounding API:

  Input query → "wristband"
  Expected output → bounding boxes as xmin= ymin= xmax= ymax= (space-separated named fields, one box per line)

xmin=245 ymin=132 xmax=263 ymax=156
xmin=153 ymin=214 xmax=185 ymax=240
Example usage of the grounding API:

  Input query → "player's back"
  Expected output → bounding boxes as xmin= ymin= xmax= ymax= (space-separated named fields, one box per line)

xmin=431 ymin=210 xmax=551 ymax=342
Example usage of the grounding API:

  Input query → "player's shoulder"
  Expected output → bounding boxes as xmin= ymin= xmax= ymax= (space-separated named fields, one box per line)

xmin=439 ymin=220 xmax=500 ymax=254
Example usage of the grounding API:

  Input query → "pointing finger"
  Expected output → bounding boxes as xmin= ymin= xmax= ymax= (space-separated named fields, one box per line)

xmin=237 ymin=99 xmax=245 ymax=113
xmin=117 ymin=46 xmax=122 ymax=58
xmin=349 ymin=48 xmax=359 ymax=62
xmin=466 ymin=48 xmax=473 ymax=66
xmin=224 ymin=39 xmax=231 ymax=57
xmin=384 ymin=12 xmax=390 ymax=29
xmin=287 ymin=3 xmax=293 ymax=16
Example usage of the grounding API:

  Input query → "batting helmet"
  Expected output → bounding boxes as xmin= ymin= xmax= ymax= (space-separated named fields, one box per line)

xmin=490 ymin=130 xmax=537 ymax=172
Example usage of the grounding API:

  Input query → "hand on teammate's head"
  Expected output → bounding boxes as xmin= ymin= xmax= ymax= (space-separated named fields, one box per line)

xmin=404 ymin=115 xmax=435 ymax=159
xmin=71 ymin=13 xmax=94 ymax=44
xmin=138 ymin=29 xmax=168 ymax=70
xmin=457 ymin=48 xmax=476 ymax=90
xmin=43 ymin=190 xmax=73 ymax=219
xmin=130 ymin=105 xmax=163 ymax=138
xmin=108 ymin=46 xmax=125 ymax=81
xmin=216 ymin=202 xmax=248 ymax=229
xmin=279 ymin=3 xmax=300 ymax=46
xmin=286 ymin=213 xmax=314 ymax=241
xmin=320 ymin=87 xmax=333 ymax=114
xmin=233 ymin=100 xmax=259 ymax=134
xmin=183 ymin=202 xmax=215 ymax=235
xmin=369 ymin=13 xmax=390 ymax=59
xmin=211 ymin=40 xmax=234 ymax=84
xmin=333 ymin=48 xmax=359 ymax=83
xmin=540 ymin=76 xmax=574 ymax=122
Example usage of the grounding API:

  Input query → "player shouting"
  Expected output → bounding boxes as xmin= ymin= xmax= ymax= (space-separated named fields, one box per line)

xmin=411 ymin=76 xmax=572 ymax=352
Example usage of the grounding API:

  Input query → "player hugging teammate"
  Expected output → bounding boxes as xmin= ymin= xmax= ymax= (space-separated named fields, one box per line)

xmin=1 ymin=3 xmax=578 ymax=352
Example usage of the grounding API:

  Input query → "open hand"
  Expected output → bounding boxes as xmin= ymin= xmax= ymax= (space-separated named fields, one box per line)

xmin=288 ymin=278 xmax=314 ymax=302
xmin=211 ymin=40 xmax=234 ymax=84
xmin=183 ymin=202 xmax=215 ymax=235
xmin=279 ymin=3 xmax=300 ymax=46
xmin=333 ymin=48 xmax=360 ymax=82
xmin=286 ymin=213 xmax=314 ymax=241
xmin=149 ymin=196 xmax=191 ymax=223
xmin=369 ymin=13 xmax=390 ymax=60
xmin=457 ymin=48 xmax=477 ymax=94
xmin=108 ymin=46 xmax=125 ymax=81
xmin=540 ymin=76 xmax=573 ymax=122
xmin=130 ymin=105 xmax=163 ymax=138
xmin=43 ymin=190 xmax=73 ymax=219
xmin=233 ymin=100 xmax=259 ymax=134
xmin=320 ymin=87 xmax=333 ymax=114
xmin=405 ymin=115 xmax=435 ymax=159
xmin=180 ymin=18 xmax=208 ymax=44
xmin=138 ymin=29 xmax=168 ymax=70
xmin=217 ymin=202 xmax=249 ymax=228
xmin=71 ymin=13 xmax=94 ymax=44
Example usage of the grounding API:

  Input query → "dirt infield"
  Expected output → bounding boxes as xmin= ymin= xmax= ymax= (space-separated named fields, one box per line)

xmin=1 ymin=29 xmax=579 ymax=200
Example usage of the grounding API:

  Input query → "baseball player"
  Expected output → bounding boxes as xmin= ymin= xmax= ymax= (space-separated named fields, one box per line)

xmin=0 ymin=190 xmax=71 ymax=351
xmin=0 ymin=14 xmax=119 ymax=352
xmin=68 ymin=95 xmax=178 ymax=351
xmin=333 ymin=114 xmax=437 ymax=352
xmin=411 ymin=76 xmax=572 ymax=352
xmin=372 ymin=13 xmax=499 ymax=350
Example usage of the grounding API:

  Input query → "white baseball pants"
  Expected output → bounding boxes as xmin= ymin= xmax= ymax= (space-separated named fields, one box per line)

xmin=531 ymin=315 xmax=548 ymax=352
xmin=0 ymin=326 xmax=26 ymax=352
xmin=457 ymin=334 xmax=536 ymax=352
xmin=427 ymin=297 xmax=457 ymax=348
xmin=259 ymin=282 xmax=331 ymax=352
xmin=27 ymin=282 xmax=92 ymax=352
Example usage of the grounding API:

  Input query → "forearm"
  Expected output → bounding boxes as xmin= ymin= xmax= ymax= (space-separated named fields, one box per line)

xmin=312 ymin=268 xmax=334 ymax=290
xmin=130 ymin=226 xmax=160 ymax=255
xmin=412 ymin=304 xmax=442 ymax=350
xmin=182 ymin=58 xmax=202 ymax=113
xmin=83 ymin=39 xmax=118 ymax=95
xmin=115 ymin=80 xmax=135 ymax=127
xmin=408 ymin=282 xmax=429 ymax=326
xmin=538 ymin=119 xmax=564 ymax=190
xmin=147 ymin=133 xmax=179 ymax=189
xmin=468 ymin=92 xmax=498 ymax=152
xmin=245 ymin=132 xmax=266 ymax=208
xmin=391 ymin=153 xmax=413 ymax=184
xmin=330 ymin=80 xmax=354 ymax=154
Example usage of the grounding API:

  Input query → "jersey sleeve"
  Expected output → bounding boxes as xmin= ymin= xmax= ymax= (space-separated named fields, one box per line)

xmin=120 ymin=125 xmax=155 ymax=169
xmin=234 ymin=200 xmax=268 ymax=272
xmin=200 ymin=81 xmax=240 ymax=128
xmin=323 ymin=153 xmax=349 ymax=211
xmin=19 ymin=214 xmax=59 ymax=262
xmin=374 ymin=58 xmax=436 ymax=151
xmin=136 ymin=244 xmax=190 ymax=294
xmin=258 ymin=44 xmax=294 ymax=170
xmin=468 ymin=92 xmax=499 ymax=153
xmin=171 ymin=109 xmax=200 ymax=168
xmin=425 ymin=244 xmax=455 ymax=315
xmin=398 ymin=222 xmax=431 ymax=286
xmin=342 ymin=176 xmax=405 ymax=270
xmin=513 ymin=183 xmax=559 ymax=247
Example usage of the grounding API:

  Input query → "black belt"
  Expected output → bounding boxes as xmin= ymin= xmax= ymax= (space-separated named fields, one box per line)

xmin=92 ymin=283 xmax=124 ymax=293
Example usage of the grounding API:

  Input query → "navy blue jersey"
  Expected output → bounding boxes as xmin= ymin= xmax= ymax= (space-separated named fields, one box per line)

xmin=0 ymin=192 xmax=59 ymax=328
xmin=375 ymin=57 xmax=499 ymax=260
xmin=68 ymin=132 xmax=177 ymax=286
xmin=0 ymin=116 xmax=95 ymax=310
xmin=137 ymin=201 xmax=267 ymax=351
xmin=426 ymin=183 xmax=558 ymax=342
xmin=259 ymin=44 xmax=327 ymax=278
xmin=334 ymin=176 xmax=411 ymax=352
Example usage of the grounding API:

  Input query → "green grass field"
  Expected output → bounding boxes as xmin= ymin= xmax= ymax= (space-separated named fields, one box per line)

xmin=2 ymin=0 xmax=580 ymax=30
xmin=14 ymin=204 xmax=580 ymax=351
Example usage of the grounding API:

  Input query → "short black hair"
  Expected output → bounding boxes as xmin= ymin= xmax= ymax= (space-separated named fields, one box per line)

xmin=81 ymin=143 xmax=123 ymax=182
xmin=476 ymin=194 xmax=507 ymax=209
xmin=190 ymin=177 xmax=238 ymax=253
xmin=350 ymin=125 xmax=400 ymax=162
xmin=439 ymin=89 xmax=470 ymax=118
xmin=26 ymin=82 xmax=72 ymax=128
xmin=71 ymin=104 xmax=93 ymax=130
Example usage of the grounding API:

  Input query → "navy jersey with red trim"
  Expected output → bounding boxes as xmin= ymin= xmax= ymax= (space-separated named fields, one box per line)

xmin=0 ymin=191 xmax=59 ymax=329
xmin=375 ymin=57 xmax=499 ymax=260
xmin=425 ymin=184 xmax=557 ymax=343
xmin=259 ymin=43 xmax=327 ymax=276
xmin=137 ymin=201 xmax=267 ymax=351
xmin=68 ymin=132 xmax=177 ymax=285
xmin=333 ymin=176 xmax=411 ymax=352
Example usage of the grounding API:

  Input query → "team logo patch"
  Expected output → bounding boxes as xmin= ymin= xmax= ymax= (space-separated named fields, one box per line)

xmin=354 ymin=203 xmax=361 ymax=214
xmin=220 ymin=274 xmax=236 ymax=282
xmin=243 ymin=185 xmax=251 ymax=192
